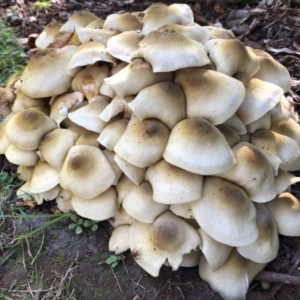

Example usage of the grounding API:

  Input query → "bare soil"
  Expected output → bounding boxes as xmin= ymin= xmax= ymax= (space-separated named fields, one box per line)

xmin=1 ymin=1 xmax=300 ymax=299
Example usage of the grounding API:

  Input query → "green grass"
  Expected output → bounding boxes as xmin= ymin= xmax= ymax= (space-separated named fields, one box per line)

xmin=0 ymin=18 xmax=27 ymax=87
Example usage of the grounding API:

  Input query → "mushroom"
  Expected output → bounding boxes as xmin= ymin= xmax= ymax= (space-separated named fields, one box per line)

xmin=129 ymin=211 xmax=201 ymax=277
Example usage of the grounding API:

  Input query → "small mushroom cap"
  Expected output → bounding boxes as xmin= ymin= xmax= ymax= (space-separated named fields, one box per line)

xmin=114 ymin=154 xmax=146 ymax=186
xmin=102 ymin=149 xmax=122 ymax=185
xmin=246 ymin=111 xmax=271 ymax=134
xmin=216 ymin=125 xmax=241 ymax=147
xmin=128 ymin=82 xmax=186 ymax=129
xmin=237 ymin=203 xmax=279 ymax=263
xmin=251 ymin=130 xmax=300 ymax=175
xmin=175 ymin=68 xmax=245 ymax=124
xmin=5 ymin=145 xmax=39 ymax=166
xmin=106 ymin=31 xmax=144 ymax=63
xmin=75 ymin=130 xmax=99 ymax=147
xmin=205 ymin=38 xmax=259 ymax=76
xmin=21 ymin=45 xmax=77 ymax=98
xmin=50 ymin=91 xmax=84 ymax=126
xmin=145 ymin=159 xmax=203 ymax=204
xmin=76 ymin=28 xmax=118 ymax=45
xmin=123 ymin=182 xmax=169 ymax=223
xmin=115 ymin=174 xmax=136 ymax=206
xmin=56 ymin=189 xmax=73 ymax=213
xmin=86 ymin=19 xmax=105 ymax=29
xmin=235 ymin=74 xmax=283 ymax=125
xmin=252 ymin=49 xmax=292 ymax=92
xmin=135 ymin=30 xmax=210 ymax=72
xmin=192 ymin=177 xmax=259 ymax=247
xmin=270 ymin=116 xmax=300 ymax=145
xmin=0 ymin=121 xmax=10 ymax=155
xmin=217 ymin=142 xmax=277 ymax=203
xmin=103 ymin=12 xmax=142 ymax=32
xmin=60 ymin=11 xmax=100 ymax=32
xmin=16 ymin=179 xmax=43 ymax=205
xmin=43 ymin=185 xmax=62 ymax=201
xmin=109 ymin=225 xmax=131 ymax=254
xmin=60 ymin=145 xmax=116 ymax=199
xmin=104 ymin=58 xmax=174 ymax=97
xmin=264 ymin=192 xmax=300 ymax=236
xmin=141 ymin=3 xmax=193 ymax=35
xmin=5 ymin=108 xmax=57 ymax=151
xmin=163 ymin=118 xmax=235 ymax=175
xmin=129 ymin=211 xmax=201 ymax=277
xmin=38 ymin=128 xmax=78 ymax=170
xmin=198 ymin=228 xmax=233 ymax=272
xmin=11 ymin=90 xmax=50 ymax=114
xmin=114 ymin=117 xmax=170 ymax=168
xmin=157 ymin=23 xmax=210 ymax=44
xmin=71 ymin=187 xmax=118 ymax=221
xmin=35 ymin=21 xmax=63 ymax=49
xmin=169 ymin=201 xmax=196 ymax=219
xmin=199 ymin=249 xmax=267 ymax=300
xmin=109 ymin=206 xmax=134 ymax=228
xmin=71 ymin=65 xmax=110 ymax=101
xmin=67 ymin=42 xmax=117 ymax=74
xmin=16 ymin=165 xmax=34 ymax=182
xmin=30 ymin=160 xmax=60 ymax=193
xmin=98 ymin=119 xmax=129 ymax=151
xmin=222 ymin=114 xmax=247 ymax=135
xmin=205 ymin=26 xmax=235 ymax=39
xmin=68 ymin=98 xmax=108 ymax=133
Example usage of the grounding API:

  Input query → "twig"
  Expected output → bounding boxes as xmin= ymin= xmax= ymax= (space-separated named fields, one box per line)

xmin=255 ymin=271 xmax=300 ymax=285
xmin=132 ymin=275 xmax=146 ymax=300
xmin=111 ymin=267 xmax=123 ymax=292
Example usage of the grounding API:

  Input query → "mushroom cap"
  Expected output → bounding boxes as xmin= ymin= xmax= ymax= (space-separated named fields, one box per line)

xmin=145 ymin=159 xmax=203 ymax=204
xmin=235 ymin=74 xmax=283 ymax=124
xmin=97 ymin=119 xmax=129 ymax=151
xmin=102 ymin=149 xmax=122 ymax=185
xmin=75 ymin=130 xmax=99 ymax=147
xmin=109 ymin=225 xmax=131 ymax=254
xmin=251 ymin=129 xmax=300 ymax=175
xmin=71 ymin=187 xmax=118 ymax=221
xmin=67 ymin=42 xmax=117 ymax=74
xmin=5 ymin=145 xmax=39 ymax=166
xmin=103 ymin=12 xmax=142 ymax=32
xmin=169 ymin=202 xmax=196 ymax=219
xmin=56 ymin=189 xmax=73 ymax=213
xmin=106 ymin=31 xmax=144 ymax=63
xmin=114 ymin=154 xmax=146 ymax=186
xmin=5 ymin=108 xmax=57 ymax=150
xmin=205 ymin=26 xmax=235 ymax=39
xmin=30 ymin=160 xmax=60 ymax=193
xmin=11 ymin=90 xmax=50 ymax=114
xmin=141 ymin=3 xmax=193 ymax=35
xmin=205 ymin=38 xmax=259 ymax=76
xmin=50 ymin=91 xmax=84 ymax=126
xmin=68 ymin=98 xmax=108 ymax=133
xmin=115 ymin=174 xmax=136 ymax=206
xmin=264 ymin=192 xmax=300 ymax=236
xmin=60 ymin=11 xmax=100 ymax=32
xmin=175 ymin=68 xmax=245 ymax=124
xmin=122 ymin=182 xmax=169 ymax=223
xmin=71 ymin=65 xmax=110 ymax=100
xmin=252 ymin=49 xmax=292 ymax=92
xmin=222 ymin=114 xmax=247 ymax=135
xmin=104 ymin=58 xmax=174 ymax=97
xmin=192 ymin=177 xmax=259 ymax=247
xmin=59 ymin=145 xmax=116 ymax=199
xmin=16 ymin=179 xmax=43 ymax=205
xmin=114 ymin=117 xmax=170 ymax=168
xmin=109 ymin=206 xmax=134 ymax=228
xmin=0 ymin=120 xmax=10 ymax=155
xmin=216 ymin=125 xmax=241 ymax=147
xmin=86 ymin=19 xmax=105 ymax=29
xmin=129 ymin=211 xmax=201 ymax=277
xmin=237 ymin=203 xmax=279 ymax=263
xmin=38 ymin=128 xmax=78 ymax=170
xmin=21 ymin=45 xmax=77 ymax=98
xmin=35 ymin=20 xmax=63 ymax=49
xmin=163 ymin=117 xmax=235 ymax=175
xmin=76 ymin=28 xmax=118 ymax=45
xmin=135 ymin=29 xmax=210 ymax=72
xmin=217 ymin=142 xmax=277 ymax=203
xmin=198 ymin=228 xmax=233 ymax=272
xmin=157 ymin=23 xmax=210 ymax=44
xmin=199 ymin=249 xmax=267 ymax=300
xmin=16 ymin=165 xmax=34 ymax=182
xmin=128 ymin=81 xmax=186 ymax=129
xmin=246 ymin=111 xmax=271 ymax=133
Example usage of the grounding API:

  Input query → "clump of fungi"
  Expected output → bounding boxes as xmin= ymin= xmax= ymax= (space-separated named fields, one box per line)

xmin=1 ymin=3 xmax=300 ymax=299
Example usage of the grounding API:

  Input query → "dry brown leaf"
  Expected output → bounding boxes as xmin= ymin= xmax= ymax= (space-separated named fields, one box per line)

xmin=47 ymin=31 xmax=77 ymax=49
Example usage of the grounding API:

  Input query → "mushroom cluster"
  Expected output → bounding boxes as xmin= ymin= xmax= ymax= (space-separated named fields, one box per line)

xmin=1 ymin=3 xmax=300 ymax=299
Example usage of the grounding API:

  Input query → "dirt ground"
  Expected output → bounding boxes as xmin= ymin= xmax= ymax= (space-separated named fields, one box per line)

xmin=1 ymin=0 xmax=300 ymax=299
